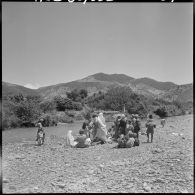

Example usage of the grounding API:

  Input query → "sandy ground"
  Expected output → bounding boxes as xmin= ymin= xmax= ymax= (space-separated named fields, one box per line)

xmin=2 ymin=115 xmax=194 ymax=193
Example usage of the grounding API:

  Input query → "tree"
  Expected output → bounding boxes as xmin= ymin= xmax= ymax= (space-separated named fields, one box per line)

xmin=80 ymin=89 xmax=88 ymax=99
xmin=154 ymin=107 xmax=168 ymax=118
xmin=66 ymin=89 xmax=80 ymax=102
xmin=40 ymin=100 xmax=56 ymax=113
xmin=54 ymin=96 xmax=73 ymax=111
xmin=104 ymin=87 xmax=133 ymax=111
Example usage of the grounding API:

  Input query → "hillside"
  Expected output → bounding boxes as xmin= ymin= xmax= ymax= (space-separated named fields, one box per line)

xmin=2 ymin=82 xmax=39 ymax=99
xmin=129 ymin=77 xmax=177 ymax=91
xmin=2 ymin=73 xmax=193 ymax=103
xmin=160 ymin=83 xmax=193 ymax=103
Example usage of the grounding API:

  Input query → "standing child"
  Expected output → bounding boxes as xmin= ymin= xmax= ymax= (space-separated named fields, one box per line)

xmin=133 ymin=116 xmax=141 ymax=139
xmin=36 ymin=119 xmax=45 ymax=144
xmin=145 ymin=114 xmax=156 ymax=143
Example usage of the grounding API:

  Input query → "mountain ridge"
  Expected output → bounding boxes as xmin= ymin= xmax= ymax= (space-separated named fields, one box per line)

xmin=2 ymin=73 xmax=193 ymax=103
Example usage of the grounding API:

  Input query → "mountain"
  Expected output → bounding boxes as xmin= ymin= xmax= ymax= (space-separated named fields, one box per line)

xmin=2 ymin=81 xmax=39 ymax=98
xmin=2 ymin=73 xmax=193 ymax=103
xmin=161 ymin=83 xmax=193 ymax=102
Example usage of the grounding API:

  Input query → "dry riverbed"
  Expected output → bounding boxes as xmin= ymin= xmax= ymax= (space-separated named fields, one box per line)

xmin=2 ymin=115 xmax=193 ymax=193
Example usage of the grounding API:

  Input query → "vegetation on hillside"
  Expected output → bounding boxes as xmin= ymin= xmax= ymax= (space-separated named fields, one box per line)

xmin=86 ymin=86 xmax=186 ymax=118
xmin=2 ymin=85 xmax=189 ymax=130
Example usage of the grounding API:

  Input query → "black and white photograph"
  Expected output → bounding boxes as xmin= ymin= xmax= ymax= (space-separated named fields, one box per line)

xmin=2 ymin=1 xmax=193 ymax=193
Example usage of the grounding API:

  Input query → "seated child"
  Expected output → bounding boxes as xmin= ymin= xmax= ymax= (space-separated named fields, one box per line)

xmin=117 ymin=134 xmax=127 ymax=148
xmin=126 ymin=137 xmax=135 ymax=148
xmin=75 ymin=129 xmax=91 ymax=148
xmin=125 ymin=120 xmax=134 ymax=135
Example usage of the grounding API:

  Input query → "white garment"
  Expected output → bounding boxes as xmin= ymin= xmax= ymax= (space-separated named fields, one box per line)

xmin=94 ymin=117 xmax=107 ymax=142
xmin=84 ymin=138 xmax=91 ymax=146
xmin=66 ymin=130 xmax=78 ymax=147
xmin=98 ymin=112 xmax=106 ymax=126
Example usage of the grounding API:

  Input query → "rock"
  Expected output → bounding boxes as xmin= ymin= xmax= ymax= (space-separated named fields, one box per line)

xmin=89 ymin=181 xmax=95 ymax=186
xmin=56 ymin=183 xmax=66 ymax=188
xmin=3 ymin=178 xmax=9 ymax=183
xmin=99 ymin=164 xmax=104 ymax=171
xmin=15 ymin=155 xmax=25 ymax=160
xmin=88 ymin=170 xmax=95 ymax=175
xmin=33 ymin=186 xmax=39 ymax=191
xmin=179 ymin=189 xmax=188 ymax=193
xmin=143 ymin=182 xmax=151 ymax=192
xmin=56 ymin=178 xmax=63 ymax=182
xmin=9 ymin=185 xmax=17 ymax=190
xmin=155 ymin=178 xmax=165 ymax=183
xmin=152 ymin=148 xmax=162 ymax=154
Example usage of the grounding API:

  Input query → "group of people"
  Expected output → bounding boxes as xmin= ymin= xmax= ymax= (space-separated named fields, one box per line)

xmin=36 ymin=111 xmax=161 ymax=148
xmin=109 ymin=114 xmax=141 ymax=148
xmin=67 ymin=112 xmax=109 ymax=148
xmin=113 ymin=113 xmax=158 ymax=147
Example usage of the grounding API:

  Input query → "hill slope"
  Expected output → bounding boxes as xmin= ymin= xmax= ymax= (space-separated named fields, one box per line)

xmin=2 ymin=82 xmax=39 ymax=98
xmin=2 ymin=73 xmax=193 ymax=103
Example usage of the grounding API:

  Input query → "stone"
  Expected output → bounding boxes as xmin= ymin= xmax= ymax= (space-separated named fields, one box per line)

xmin=57 ymin=183 xmax=66 ymax=188
xmin=143 ymin=182 xmax=151 ymax=192
xmin=179 ymin=189 xmax=188 ymax=193
xmin=9 ymin=185 xmax=17 ymax=190
xmin=3 ymin=178 xmax=9 ymax=183
xmin=33 ymin=186 xmax=39 ymax=190
xmin=88 ymin=170 xmax=95 ymax=175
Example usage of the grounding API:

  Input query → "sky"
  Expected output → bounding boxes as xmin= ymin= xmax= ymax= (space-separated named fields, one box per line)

xmin=2 ymin=2 xmax=193 ymax=89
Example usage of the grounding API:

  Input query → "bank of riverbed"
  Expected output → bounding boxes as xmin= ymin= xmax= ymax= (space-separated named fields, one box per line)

xmin=2 ymin=115 xmax=193 ymax=193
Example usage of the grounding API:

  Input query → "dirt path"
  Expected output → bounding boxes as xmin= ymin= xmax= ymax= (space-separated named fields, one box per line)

xmin=2 ymin=115 xmax=193 ymax=193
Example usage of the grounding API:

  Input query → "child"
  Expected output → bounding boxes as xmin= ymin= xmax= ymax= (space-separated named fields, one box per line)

xmin=82 ymin=120 xmax=90 ymax=138
xmin=75 ymin=129 xmax=91 ymax=148
xmin=117 ymin=134 xmax=127 ymax=148
xmin=133 ymin=117 xmax=141 ymax=139
xmin=125 ymin=120 xmax=134 ymax=135
xmin=36 ymin=120 xmax=45 ymax=144
xmin=145 ymin=114 xmax=156 ymax=143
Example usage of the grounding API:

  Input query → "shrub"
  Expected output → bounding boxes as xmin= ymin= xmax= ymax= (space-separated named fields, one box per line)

xmin=40 ymin=113 xmax=58 ymax=127
xmin=40 ymin=100 xmax=56 ymax=113
xmin=154 ymin=107 xmax=168 ymax=118
xmin=72 ymin=102 xmax=83 ymax=111
xmin=54 ymin=96 xmax=74 ymax=111
xmin=74 ymin=114 xmax=84 ymax=121
xmin=56 ymin=112 xmax=74 ymax=123
xmin=84 ymin=111 xmax=91 ymax=121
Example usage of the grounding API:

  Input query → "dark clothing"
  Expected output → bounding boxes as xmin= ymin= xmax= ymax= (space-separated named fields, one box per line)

xmin=125 ymin=124 xmax=134 ymax=136
xmin=82 ymin=122 xmax=88 ymax=130
xmin=36 ymin=128 xmax=45 ymax=142
xmin=145 ymin=119 xmax=156 ymax=142
xmin=134 ymin=138 xmax=140 ymax=146
xmin=75 ymin=134 xmax=88 ymax=148
xmin=119 ymin=119 xmax=127 ymax=135
xmin=133 ymin=120 xmax=141 ymax=139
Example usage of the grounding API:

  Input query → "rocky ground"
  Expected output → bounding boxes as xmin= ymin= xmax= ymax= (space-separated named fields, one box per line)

xmin=2 ymin=115 xmax=193 ymax=193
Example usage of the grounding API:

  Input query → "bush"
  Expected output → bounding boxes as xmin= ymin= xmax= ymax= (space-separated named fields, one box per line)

xmin=40 ymin=100 xmax=56 ymax=113
xmin=84 ymin=111 xmax=91 ymax=121
xmin=2 ymin=115 xmax=23 ymax=129
xmin=40 ymin=113 xmax=58 ymax=127
xmin=74 ymin=114 xmax=84 ymax=121
xmin=154 ymin=107 xmax=168 ymax=118
xmin=72 ymin=102 xmax=83 ymax=111
xmin=56 ymin=112 xmax=74 ymax=123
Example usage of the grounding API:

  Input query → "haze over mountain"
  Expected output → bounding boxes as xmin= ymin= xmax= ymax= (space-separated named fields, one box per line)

xmin=2 ymin=73 xmax=193 ymax=103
